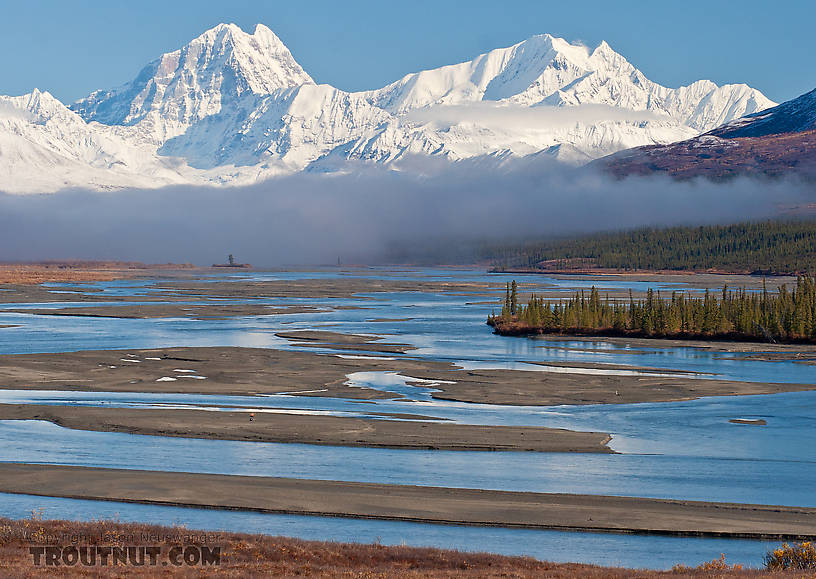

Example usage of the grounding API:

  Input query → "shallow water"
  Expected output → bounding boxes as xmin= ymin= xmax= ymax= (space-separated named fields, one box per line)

xmin=0 ymin=267 xmax=813 ymax=568
xmin=2 ymin=273 xmax=812 ymax=384
xmin=1 ymin=379 xmax=812 ymax=461
xmin=1 ymin=420 xmax=814 ymax=507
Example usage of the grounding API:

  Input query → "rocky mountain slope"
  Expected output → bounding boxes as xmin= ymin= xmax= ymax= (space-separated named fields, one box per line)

xmin=598 ymin=88 xmax=816 ymax=180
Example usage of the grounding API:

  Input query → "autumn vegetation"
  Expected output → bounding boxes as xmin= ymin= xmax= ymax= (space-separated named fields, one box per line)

xmin=0 ymin=516 xmax=809 ymax=578
xmin=764 ymin=542 xmax=816 ymax=570
xmin=489 ymin=276 xmax=816 ymax=343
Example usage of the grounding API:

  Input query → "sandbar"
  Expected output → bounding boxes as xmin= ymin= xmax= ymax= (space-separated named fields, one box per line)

xmin=0 ymin=463 xmax=813 ymax=539
xmin=0 ymin=407 xmax=611 ymax=452
xmin=2 ymin=303 xmax=318 ymax=319
xmin=275 ymin=330 xmax=416 ymax=353
xmin=0 ymin=346 xmax=812 ymax=407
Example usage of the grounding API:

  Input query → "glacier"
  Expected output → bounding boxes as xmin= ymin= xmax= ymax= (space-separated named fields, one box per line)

xmin=0 ymin=23 xmax=775 ymax=194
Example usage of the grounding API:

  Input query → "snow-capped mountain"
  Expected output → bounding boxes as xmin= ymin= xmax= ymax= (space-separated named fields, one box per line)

xmin=362 ymin=35 xmax=770 ymax=131
xmin=73 ymin=24 xmax=315 ymax=146
xmin=0 ymin=23 xmax=775 ymax=193
xmin=0 ymin=89 xmax=192 ymax=192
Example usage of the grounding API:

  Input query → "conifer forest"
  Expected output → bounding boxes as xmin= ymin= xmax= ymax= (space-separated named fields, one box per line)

xmin=489 ymin=276 xmax=816 ymax=343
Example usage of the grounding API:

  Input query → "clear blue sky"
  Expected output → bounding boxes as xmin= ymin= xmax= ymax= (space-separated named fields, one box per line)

xmin=2 ymin=0 xmax=812 ymax=104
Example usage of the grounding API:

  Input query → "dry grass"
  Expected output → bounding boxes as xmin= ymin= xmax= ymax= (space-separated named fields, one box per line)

xmin=0 ymin=516 xmax=805 ymax=578
xmin=0 ymin=261 xmax=194 ymax=285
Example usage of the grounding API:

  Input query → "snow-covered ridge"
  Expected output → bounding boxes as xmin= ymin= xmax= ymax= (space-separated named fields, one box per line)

xmin=359 ymin=34 xmax=773 ymax=132
xmin=709 ymin=87 xmax=816 ymax=138
xmin=0 ymin=23 xmax=776 ymax=193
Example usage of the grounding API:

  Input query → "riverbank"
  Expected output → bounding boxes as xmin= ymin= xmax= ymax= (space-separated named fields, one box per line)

xmin=491 ymin=320 xmax=816 ymax=346
xmin=535 ymin=335 xmax=816 ymax=354
xmin=0 ymin=516 xmax=781 ymax=578
xmin=1 ymin=464 xmax=814 ymax=541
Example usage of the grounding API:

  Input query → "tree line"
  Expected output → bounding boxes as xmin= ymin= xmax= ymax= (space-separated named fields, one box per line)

xmin=489 ymin=276 xmax=816 ymax=343
xmin=485 ymin=220 xmax=816 ymax=274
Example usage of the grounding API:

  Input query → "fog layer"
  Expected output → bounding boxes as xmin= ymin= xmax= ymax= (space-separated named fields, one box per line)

xmin=0 ymin=160 xmax=812 ymax=266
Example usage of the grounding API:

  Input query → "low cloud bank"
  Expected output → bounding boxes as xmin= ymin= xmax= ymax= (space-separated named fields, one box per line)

xmin=0 ymin=161 xmax=813 ymax=266
xmin=403 ymin=102 xmax=670 ymax=131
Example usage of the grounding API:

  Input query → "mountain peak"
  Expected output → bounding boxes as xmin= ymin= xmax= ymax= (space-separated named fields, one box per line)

xmin=199 ymin=22 xmax=288 ymax=52
xmin=591 ymin=40 xmax=615 ymax=58
xmin=519 ymin=33 xmax=593 ymax=67
xmin=252 ymin=22 xmax=280 ymax=39
xmin=521 ymin=33 xmax=557 ymax=45
xmin=204 ymin=22 xmax=239 ymax=34
xmin=72 ymin=22 xmax=313 ymax=131
xmin=514 ymin=35 xmax=626 ymax=69
xmin=173 ymin=21 xmax=311 ymax=93
xmin=20 ymin=88 xmax=70 ymax=118
xmin=588 ymin=39 xmax=634 ymax=74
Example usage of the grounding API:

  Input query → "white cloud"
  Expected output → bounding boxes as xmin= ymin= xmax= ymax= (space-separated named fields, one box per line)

xmin=403 ymin=102 xmax=670 ymax=132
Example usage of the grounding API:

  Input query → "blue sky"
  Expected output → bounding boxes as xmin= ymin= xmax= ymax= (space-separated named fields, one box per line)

xmin=2 ymin=0 xmax=812 ymax=104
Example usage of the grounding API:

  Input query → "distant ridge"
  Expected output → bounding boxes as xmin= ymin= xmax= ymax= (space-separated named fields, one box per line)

xmin=597 ymin=87 xmax=816 ymax=180
xmin=709 ymin=88 xmax=816 ymax=138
